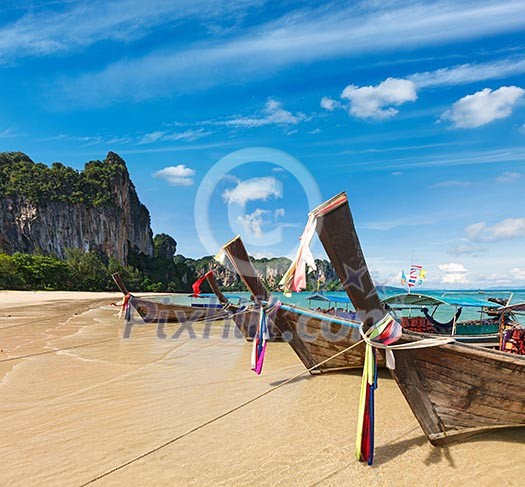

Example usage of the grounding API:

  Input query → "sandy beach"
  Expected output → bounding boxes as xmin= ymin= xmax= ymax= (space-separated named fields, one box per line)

xmin=0 ymin=292 xmax=523 ymax=486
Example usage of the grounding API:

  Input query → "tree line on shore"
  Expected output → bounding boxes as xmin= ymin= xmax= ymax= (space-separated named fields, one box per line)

xmin=0 ymin=248 xmax=344 ymax=293
xmin=0 ymin=151 xmax=343 ymax=293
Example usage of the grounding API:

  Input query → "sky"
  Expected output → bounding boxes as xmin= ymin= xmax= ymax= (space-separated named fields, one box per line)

xmin=1 ymin=0 xmax=524 ymax=289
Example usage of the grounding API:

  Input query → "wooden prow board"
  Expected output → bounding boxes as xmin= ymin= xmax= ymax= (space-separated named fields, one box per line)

xmin=222 ymin=236 xmax=269 ymax=303
xmin=112 ymin=272 xmax=129 ymax=295
xmin=206 ymin=272 xmax=229 ymax=305
xmin=313 ymin=192 xmax=385 ymax=327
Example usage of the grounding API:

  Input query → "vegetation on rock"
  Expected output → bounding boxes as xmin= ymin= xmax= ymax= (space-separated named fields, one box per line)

xmin=0 ymin=151 xmax=348 ymax=293
xmin=0 ymin=151 xmax=127 ymax=207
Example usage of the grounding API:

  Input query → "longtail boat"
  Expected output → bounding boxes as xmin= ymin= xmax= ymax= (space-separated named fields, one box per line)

xmin=218 ymin=236 xmax=380 ymax=371
xmin=201 ymin=266 xmax=264 ymax=341
xmin=381 ymin=292 xmax=509 ymax=346
xmin=112 ymin=272 xmax=237 ymax=323
xmin=313 ymin=192 xmax=525 ymax=445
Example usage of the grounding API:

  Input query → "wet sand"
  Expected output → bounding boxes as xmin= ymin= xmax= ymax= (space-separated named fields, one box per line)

xmin=0 ymin=292 xmax=523 ymax=486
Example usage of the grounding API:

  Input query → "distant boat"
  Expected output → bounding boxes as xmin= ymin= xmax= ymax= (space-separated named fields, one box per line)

xmin=111 ymin=272 xmax=240 ymax=323
xmin=314 ymin=191 xmax=525 ymax=445
xmin=305 ymin=292 xmax=358 ymax=320
xmin=216 ymin=236 xmax=381 ymax=371
xmin=381 ymin=292 xmax=510 ymax=346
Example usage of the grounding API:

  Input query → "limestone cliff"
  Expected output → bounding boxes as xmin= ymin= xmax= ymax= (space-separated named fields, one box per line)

xmin=0 ymin=151 xmax=153 ymax=265
xmin=205 ymin=256 xmax=340 ymax=291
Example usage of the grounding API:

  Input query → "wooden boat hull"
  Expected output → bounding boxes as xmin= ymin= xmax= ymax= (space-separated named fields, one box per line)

xmin=312 ymin=191 xmax=525 ymax=444
xmin=274 ymin=304 xmax=384 ymax=371
xmin=390 ymin=332 xmax=525 ymax=445
xmin=207 ymin=302 xmax=282 ymax=342
xmin=113 ymin=272 xmax=232 ymax=324
xmin=219 ymin=236 xmax=375 ymax=370
xmin=129 ymin=296 xmax=230 ymax=323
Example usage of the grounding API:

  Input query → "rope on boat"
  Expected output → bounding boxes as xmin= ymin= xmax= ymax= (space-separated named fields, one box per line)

xmin=77 ymin=339 xmax=366 ymax=486
xmin=359 ymin=321 xmax=455 ymax=370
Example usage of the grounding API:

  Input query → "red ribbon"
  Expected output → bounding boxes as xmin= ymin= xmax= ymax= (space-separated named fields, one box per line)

xmin=192 ymin=271 xmax=214 ymax=297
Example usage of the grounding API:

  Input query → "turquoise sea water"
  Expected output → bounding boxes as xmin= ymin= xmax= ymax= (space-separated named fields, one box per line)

xmin=149 ymin=289 xmax=525 ymax=324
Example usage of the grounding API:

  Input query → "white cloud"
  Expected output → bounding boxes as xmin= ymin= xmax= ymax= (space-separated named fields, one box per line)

xmin=222 ymin=176 xmax=282 ymax=206
xmin=439 ymin=262 xmax=469 ymax=284
xmin=153 ymin=164 xmax=196 ymax=186
xmin=0 ymin=0 xmax=260 ymax=61
xmin=138 ymin=129 xmax=209 ymax=144
xmin=466 ymin=222 xmax=488 ymax=240
xmin=320 ymin=97 xmax=340 ymax=111
xmin=432 ymin=180 xmax=471 ymax=188
xmin=40 ymin=133 xmax=109 ymax=146
xmin=409 ymin=58 xmax=525 ymax=89
xmin=447 ymin=245 xmax=488 ymax=257
xmin=496 ymin=171 xmax=521 ymax=183
xmin=439 ymin=263 xmax=467 ymax=273
xmin=363 ymin=212 xmax=443 ymax=231
xmin=511 ymin=268 xmax=525 ymax=280
xmin=263 ymin=99 xmax=306 ymax=125
xmin=206 ymin=99 xmax=307 ymax=129
xmin=341 ymin=78 xmax=417 ymax=120
xmin=41 ymin=129 xmax=206 ymax=147
xmin=274 ymin=208 xmax=285 ymax=219
xmin=54 ymin=1 xmax=525 ymax=107
xmin=353 ymin=147 xmax=525 ymax=171
xmin=237 ymin=208 xmax=269 ymax=237
xmin=236 ymin=207 xmax=286 ymax=238
xmin=441 ymin=273 xmax=469 ymax=284
xmin=466 ymin=218 xmax=525 ymax=241
xmin=441 ymin=86 xmax=525 ymax=128
xmin=0 ymin=127 xmax=22 ymax=138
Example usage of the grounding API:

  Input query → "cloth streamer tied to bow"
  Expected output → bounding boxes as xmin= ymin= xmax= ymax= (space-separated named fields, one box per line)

xmin=279 ymin=212 xmax=318 ymax=296
xmin=251 ymin=299 xmax=281 ymax=375
xmin=356 ymin=315 xmax=454 ymax=465
xmin=192 ymin=270 xmax=214 ymax=297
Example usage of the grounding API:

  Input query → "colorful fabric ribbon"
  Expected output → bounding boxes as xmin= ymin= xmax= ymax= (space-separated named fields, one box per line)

xmin=214 ymin=248 xmax=227 ymax=265
xmin=118 ymin=294 xmax=132 ymax=321
xmin=279 ymin=213 xmax=317 ymax=296
xmin=279 ymin=194 xmax=348 ymax=296
xmin=251 ymin=299 xmax=281 ymax=375
xmin=356 ymin=314 xmax=402 ymax=465
xmin=355 ymin=315 xmax=454 ymax=465
xmin=192 ymin=270 xmax=213 ymax=297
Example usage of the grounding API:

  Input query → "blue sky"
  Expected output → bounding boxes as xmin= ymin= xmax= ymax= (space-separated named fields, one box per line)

xmin=1 ymin=0 xmax=525 ymax=289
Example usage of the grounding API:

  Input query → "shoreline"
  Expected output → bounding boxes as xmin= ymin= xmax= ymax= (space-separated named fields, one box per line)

xmin=0 ymin=293 xmax=524 ymax=486
xmin=0 ymin=290 xmax=175 ymax=311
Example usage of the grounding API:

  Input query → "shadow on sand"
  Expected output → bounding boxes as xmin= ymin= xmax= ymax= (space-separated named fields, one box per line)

xmin=307 ymin=427 xmax=525 ymax=485
xmin=375 ymin=426 xmax=525 ymax=466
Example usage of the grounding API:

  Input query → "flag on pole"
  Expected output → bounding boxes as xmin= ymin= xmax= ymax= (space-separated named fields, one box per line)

xmin=407 ymin=265 xmax=422 ymax=287
xmin=418 ymin=268 xmax=427 ymax=285
xmin=401 ymin=270 xmax=407 ymax=286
